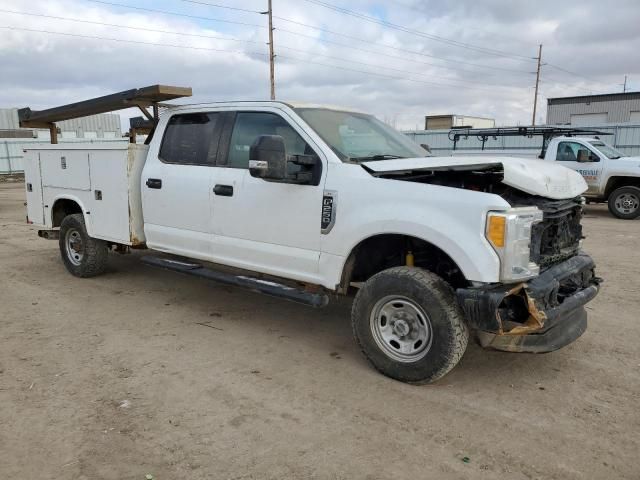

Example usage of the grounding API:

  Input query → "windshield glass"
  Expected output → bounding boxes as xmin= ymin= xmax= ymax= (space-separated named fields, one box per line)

xmin=588 ymin=140 xmax=624 ymax=159
xmin=295 ymin=108 xmax=428 ymax=161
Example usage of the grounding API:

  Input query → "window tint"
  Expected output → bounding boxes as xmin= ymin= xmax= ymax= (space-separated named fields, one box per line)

xmin=227 ymin=112 xmax=312 ymax=168
xmin=159 ymin=112 xmax=221 ymax=165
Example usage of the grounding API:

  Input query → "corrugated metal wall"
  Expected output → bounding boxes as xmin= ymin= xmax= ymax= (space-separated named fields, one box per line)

xmin=0 ymin=109 xmax=123 ymax=173
xmin=404 ymin=123 xmax=640 ymax=157
xmin=547 ymin=99 xmax=640 ymax=124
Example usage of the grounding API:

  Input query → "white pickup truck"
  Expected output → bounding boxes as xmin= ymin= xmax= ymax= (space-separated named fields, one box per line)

xmin=21 ymin=87 xmax=601 ymax=384
xmin=449 ymin=127 xmax=640 ymax=219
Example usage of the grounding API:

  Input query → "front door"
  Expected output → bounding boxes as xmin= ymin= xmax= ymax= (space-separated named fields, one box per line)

xmin=555 ymin=140 xmax=603 ymax=194
xmin=209 ymin=109 xmax=326 ymax=284
xmin=142 ymin=111 xmax=223 ymax=260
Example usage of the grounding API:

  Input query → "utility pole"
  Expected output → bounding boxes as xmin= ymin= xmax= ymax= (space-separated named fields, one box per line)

xmin=531 ymin=44 xmax=542 ymax=126
xmin=267 ymin=0 xmax=275 ymax=100
xmin=623 ymin=75 xmax=628 ymax=93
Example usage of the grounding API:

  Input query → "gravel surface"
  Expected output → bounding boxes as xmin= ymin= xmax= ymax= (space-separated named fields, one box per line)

xmin=1 ymin=181 xmax=638 ymax=479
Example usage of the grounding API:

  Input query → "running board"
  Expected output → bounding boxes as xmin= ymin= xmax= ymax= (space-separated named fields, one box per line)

xmin=141 ymin=256 xmax=329 ymax=308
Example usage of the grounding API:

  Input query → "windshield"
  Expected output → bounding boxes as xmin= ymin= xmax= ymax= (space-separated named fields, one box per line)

xmin=295 ymin=108 xmax=428 ymax=161
xmin=588 ymin=140 xmax=624 ymax=159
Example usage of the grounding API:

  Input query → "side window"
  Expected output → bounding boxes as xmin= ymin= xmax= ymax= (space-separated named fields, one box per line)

xmin=159 ymin=112 xmax=221 ymax=165
xmin=555 ymin=141 xmax=581 ymax=162
xmin=227 ymin=112 xmax=312 ymax=169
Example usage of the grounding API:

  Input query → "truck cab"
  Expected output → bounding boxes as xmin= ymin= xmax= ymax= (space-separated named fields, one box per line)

xmin=543 ymin=136 xmax=640 ymax=219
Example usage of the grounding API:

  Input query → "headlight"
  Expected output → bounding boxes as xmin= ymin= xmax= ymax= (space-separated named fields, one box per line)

xmin=486 ymin=207 xmax=543 ymax=282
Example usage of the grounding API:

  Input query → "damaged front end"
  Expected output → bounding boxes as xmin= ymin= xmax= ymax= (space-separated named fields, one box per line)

xmin=457 ymin=253 xmax=601 ymax=353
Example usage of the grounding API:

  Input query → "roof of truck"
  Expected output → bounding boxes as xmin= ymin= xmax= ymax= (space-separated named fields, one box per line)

xmin=170 ymin=100 xmax=365 ymax=114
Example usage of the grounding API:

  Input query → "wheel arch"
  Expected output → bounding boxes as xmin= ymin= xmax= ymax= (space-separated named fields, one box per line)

xmin=604 ymin=176 xmax=640 ymax=198
xmin=338 ymin=233 xmax=470 ymax=294
xmin=51 ymin=195 xmax=91 ymax=233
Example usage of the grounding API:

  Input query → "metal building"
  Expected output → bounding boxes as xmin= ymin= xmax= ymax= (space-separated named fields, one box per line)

xmin=547 ymin=92 xmax=640 ymax=125
xmin=424 ymin=114 xmax=495 ymax=130
xmin=0 ymin=108 xmax=123 ymax=173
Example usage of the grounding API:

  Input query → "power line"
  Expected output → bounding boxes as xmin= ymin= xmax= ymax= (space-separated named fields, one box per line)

xmin=178 ymin=0 xmax=262 ymax=14
xmin=0 ymin=9 xmax=523 ymax=90
xmin=545 ymin=62 xmax=613 ymax=89
xmin=380 ymin=0 xmax=531 ymax=46
xmin=170 ymin=0 xmax=534 ymax=74
xmin=0 ymin=25 xmax=269 ymax=56
xmin=272 ymin=16 xmax=533 ymax=75
xmin=86 ymin=0 xmax=266 ymax=29
xmin=87 ymin=0 xmax=533 ymax=78
xmin=300 ymin=0 xmax=535 ymax=61
xmin=0 ymin=25 xmax=512 ymax=93
xmin=0 ymin=8 xmax=264 ymax=45
xmin=92 ymin=0 xmax=535 ymax=80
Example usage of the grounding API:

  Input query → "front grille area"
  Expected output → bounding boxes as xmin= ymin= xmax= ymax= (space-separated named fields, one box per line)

xmin=530 ymin=197 xmax=583 ymax=269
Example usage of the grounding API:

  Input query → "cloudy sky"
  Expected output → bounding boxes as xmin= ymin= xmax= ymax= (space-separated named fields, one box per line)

xmin=0 ymin=0 xmax=638 ymax=129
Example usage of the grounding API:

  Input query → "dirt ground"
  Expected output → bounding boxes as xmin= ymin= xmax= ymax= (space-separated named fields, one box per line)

xmin=1 ymin=181 xmax=638 ymax=480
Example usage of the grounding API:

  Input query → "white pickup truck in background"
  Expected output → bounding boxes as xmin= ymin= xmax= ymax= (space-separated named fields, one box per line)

xmin=20 ymin=86 xmax=601 ymax=384
xmin=449 ymin=127 xmax=640 ymax=219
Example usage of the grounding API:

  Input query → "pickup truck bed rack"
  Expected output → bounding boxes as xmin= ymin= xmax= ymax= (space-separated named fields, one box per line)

xmin=17 ymin=85 xmax=191 ymax=144
xmin=448 ymin=126 xmax=612 ymax=157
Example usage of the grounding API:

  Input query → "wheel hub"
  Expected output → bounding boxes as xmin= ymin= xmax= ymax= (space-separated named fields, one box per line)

xmin=392 ymin=318 xmax=410 ymax=337
xmin=64 ymin=229 xmax=84 ymax=266
xmin=615 ymin=193 xmax=639 ymax=214
xmin=370 ymin=296 xmax=433 ymax=363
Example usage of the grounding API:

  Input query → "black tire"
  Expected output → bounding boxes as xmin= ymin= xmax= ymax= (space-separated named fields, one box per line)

xmin=59 ymin=213 xmax=108 ymax=277
xmin=351 ymin=267 xmax=468 ymax=384
xmin=608 ymin=186 xmax=640 ymax=220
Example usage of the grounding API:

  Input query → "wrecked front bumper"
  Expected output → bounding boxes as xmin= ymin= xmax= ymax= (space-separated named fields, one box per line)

xmin=456 ymin=253 xmax=600 ymax=353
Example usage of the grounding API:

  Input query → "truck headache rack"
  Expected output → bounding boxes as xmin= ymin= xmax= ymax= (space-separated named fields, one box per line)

xmin=448 ymin=125 xmax=613 ymax=157
xmin=18 ymin=85 xmax=192 ymax=144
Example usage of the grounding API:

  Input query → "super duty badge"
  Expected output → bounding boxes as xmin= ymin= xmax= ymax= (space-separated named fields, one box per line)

xmin=321 ymin=190 xmax=337 ymax=234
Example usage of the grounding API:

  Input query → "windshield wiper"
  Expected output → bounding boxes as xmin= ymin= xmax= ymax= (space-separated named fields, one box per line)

xmin=350 ymin=154 xmax=405 ymax=162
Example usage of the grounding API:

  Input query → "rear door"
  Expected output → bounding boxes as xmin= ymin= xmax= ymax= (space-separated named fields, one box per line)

xmin=209 ymin=109 xmax=326 ymax=283
xmin=142 ymin=111 xmax=224 ymax=260
xmin=555 ymin=140 xmax=603 ymax=195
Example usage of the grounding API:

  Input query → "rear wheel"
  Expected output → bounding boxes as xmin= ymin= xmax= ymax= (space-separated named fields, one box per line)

xmin=59 ymin=214 xmax=108 ymax=277
xmin=351 ymin=267 xmax=468 ymax=384
xmin=608 ymin=186 xmax=640 ymax=219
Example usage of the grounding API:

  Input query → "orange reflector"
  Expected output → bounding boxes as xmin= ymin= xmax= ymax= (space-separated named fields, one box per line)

xmin=487 ymin=215 xmax=506 ymax=248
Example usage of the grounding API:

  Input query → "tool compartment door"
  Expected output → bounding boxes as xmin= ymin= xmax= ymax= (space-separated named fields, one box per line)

xmin=40 ymin=149 xmax=91 ymax=191
xmin=23 ymin=151 xmax=45 ymax=225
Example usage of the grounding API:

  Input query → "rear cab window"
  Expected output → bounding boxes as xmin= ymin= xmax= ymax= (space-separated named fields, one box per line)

xmin=159 ymin=112 xmax=222 ymax=165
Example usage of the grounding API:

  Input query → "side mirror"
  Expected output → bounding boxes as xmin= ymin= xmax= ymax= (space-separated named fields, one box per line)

xmin=577 ymin=149 xmax=590 ymax=163
xmin=249 ymin=135 xmax=287 ymax=180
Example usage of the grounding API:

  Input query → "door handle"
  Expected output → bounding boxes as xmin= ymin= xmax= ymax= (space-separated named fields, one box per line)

xmin=146 ymin=178 xmax=162 ymax=189
xmin=214 ymin=184 xmax=233 ymax=196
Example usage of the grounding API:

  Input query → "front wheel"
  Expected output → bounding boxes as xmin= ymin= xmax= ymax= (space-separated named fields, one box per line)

xmin=59 ymin=214 xmax=108 ymax=277
xmin=608 ymin=186 xmax=640 ymax=219
xmin=351 ymin=267 xmax=468 ymax=384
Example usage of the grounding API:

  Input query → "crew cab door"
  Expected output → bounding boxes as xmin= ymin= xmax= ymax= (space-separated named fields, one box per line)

xmin=142 ymin=112 xmax=224 ymax=260
xmin=554 ymin=140 xmax=603 ymax=194
xmin=209 ymin=109 xmax=326 ymax=283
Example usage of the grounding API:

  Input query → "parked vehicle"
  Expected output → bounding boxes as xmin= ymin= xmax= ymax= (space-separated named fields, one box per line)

xmin=21 ymin=86 xmax=601 ymax=384
xmin=449 ymin=126 xmax=640 ymax=219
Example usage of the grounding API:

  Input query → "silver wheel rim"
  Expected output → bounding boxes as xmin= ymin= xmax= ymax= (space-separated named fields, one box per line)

xmin=65 ymin=228 xmax=84 ymax=266
xmin=370 ymin=295 xmax=433 ymax=363
xmin=614 ymin=192 xmax=639 ymax=215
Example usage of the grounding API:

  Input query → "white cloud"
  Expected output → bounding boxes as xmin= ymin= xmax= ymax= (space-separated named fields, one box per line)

xmin=0 ymin=0 xmax=638 ymax=129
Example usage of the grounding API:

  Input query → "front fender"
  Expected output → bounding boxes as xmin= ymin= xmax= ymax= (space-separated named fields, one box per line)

xmin=322 ymin=166 xmax=510 ymax=283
